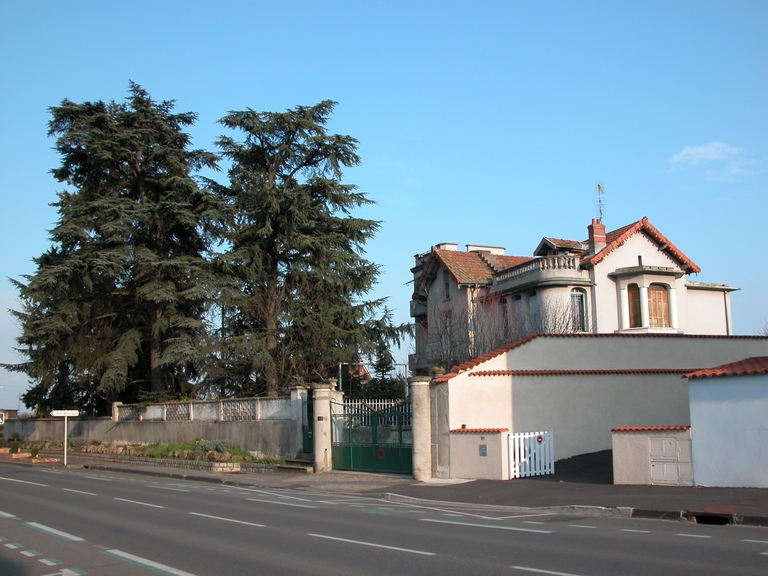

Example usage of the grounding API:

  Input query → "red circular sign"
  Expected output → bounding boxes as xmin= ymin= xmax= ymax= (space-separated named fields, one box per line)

xmin=536 ymin=435 xmax=543 ymax=444
xmin=377 ymin=448 xmax=386 ymax=459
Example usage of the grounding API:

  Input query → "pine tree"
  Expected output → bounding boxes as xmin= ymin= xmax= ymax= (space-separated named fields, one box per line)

xmin=5 ymin=84 xmax=221 ymax=414
xmin=208 ymin=101 xmax=406 ymax=397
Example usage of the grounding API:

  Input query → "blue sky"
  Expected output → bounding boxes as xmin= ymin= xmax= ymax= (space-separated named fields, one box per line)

xmin=0 ymin=1 xmax=765 ymax=410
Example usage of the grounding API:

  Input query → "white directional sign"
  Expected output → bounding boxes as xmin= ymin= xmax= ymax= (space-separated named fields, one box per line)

xmin=50 ymin=410 xmax=79 ymax=417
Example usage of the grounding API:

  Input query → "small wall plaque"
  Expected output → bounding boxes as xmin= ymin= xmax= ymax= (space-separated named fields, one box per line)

xmin=479 ymin=444 xmax=488 ymax=457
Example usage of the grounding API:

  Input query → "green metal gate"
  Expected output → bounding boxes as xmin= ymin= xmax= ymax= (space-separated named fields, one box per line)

xmin=331 ymin=400 xmax=413 ymax=474
xmin=301 ymin=397 xmax=313 ymax=454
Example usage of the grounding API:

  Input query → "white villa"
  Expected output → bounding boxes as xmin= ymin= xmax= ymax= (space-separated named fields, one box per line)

xmin=409 ymin=216 xmax=738 ymax=374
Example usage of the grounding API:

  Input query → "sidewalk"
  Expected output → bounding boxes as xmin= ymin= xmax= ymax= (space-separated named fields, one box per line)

xmin=26 ymin=451 xmax=768 ymax=527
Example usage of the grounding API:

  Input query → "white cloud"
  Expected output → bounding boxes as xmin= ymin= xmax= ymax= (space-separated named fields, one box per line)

xmin=670 ymin=141 xmax=740 ymax=165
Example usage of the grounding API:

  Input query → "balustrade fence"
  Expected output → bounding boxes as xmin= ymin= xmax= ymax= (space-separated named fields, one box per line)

xmin=115 ymin=397 xmax=292 ymax=422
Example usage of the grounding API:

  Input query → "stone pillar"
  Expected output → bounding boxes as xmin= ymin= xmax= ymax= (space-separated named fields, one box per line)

xmin=312 ymin=381 xmax=335 ymax=473
xmin=112 ymin=402 xmax=122 ymax=421
xmin=639 ymin=285 xmax=649 ymax=328
xmin=409 ymin=376 xmax=432 ymax=481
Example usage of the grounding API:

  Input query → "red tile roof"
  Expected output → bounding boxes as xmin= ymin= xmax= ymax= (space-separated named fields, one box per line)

xmin=437 ymin=249 xmax=494 ymax=284
xmin=469 ymin=368 xmax=694 ymax=377
xmin=685 ymin=356 xmax=768 ymax=379
xmin=611 ymin=426 xmax=690 ymax=432
xmin=450 ymin=428 xmax=509 ymax=433
xmin=582 ymin=216 xmax=701 ymax=273
xmin=544 ymin=237 xmax=588 ymax=251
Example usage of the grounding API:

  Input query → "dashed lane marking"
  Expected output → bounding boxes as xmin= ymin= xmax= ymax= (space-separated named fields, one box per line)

xmin=421 ymin=518 xmax=553 ymax=534
xmin=676 ymin=533 xmax=712 ymax=539
xmin=0 ymin=476 xmax=48 ymax=487
xmin=63 ymin=488 xmax=97 ymax=496
xmin=147 ymin=485 xmax=190 ymax=492
xmin=247 ymin=498 xmax=316 ymax=509
xmin=25 ymin=522 xmax=84 ymax=542
xmin=511 ymin=566 xmax=584 ymax=576
xmin=189 ymin=512 xmax=265 ymax=527
xmin=104 ymin=549 xmax=198 ymax=576
xmin=620 ymin=529 xmax=652 ymax=534
xmin=114 ymin=498 xmax=165 ymax=509
xmin=569 ymin=525 xmax=596 ymax=529
xmin=308 ymin=533 xmax=436 ymax=556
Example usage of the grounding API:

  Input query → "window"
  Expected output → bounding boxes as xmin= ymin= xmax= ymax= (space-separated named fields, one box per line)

xmin=443 ymin=270 xmax=450 ymax=300
xmin=648 ymin=284 xmax=670 ymax=327
xmin=571 ymin=289 xmax=587 ymax=331
xmin=628 ymin=284 xmax=641 ymax=328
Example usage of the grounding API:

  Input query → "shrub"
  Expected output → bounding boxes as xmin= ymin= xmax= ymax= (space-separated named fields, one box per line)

xmin=9 ymin=441 xmax=20 ymax=454
xmin=30 ymin=447 xmax=40 ymax=458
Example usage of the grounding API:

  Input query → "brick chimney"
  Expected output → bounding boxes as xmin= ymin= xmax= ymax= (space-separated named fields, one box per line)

xmin=588 ymin=218 xmax=606 ymax=253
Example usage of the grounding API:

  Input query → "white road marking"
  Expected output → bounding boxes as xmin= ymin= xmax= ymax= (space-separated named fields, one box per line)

xmin=421 ymin=518 xmax=553 ymax=533
xmin=39 ymin=558 xmax=60 ymax=566
xmin=21 ymin=550 xmax=40 ymax=557
xmin=247 ymin=489 xmax=312 ymax=502
xmin=105 ymin=549 xmax=198 ymax=576
xmin=5 ymin=543 xmax=22 ymax=549
xmin=114 ymin=498 xmax=165 ymax=509
xmin=0 ymin=476 xmax=48 ymax=487
xmin=524 ymin=521 xmax=544 ymax=525
xmin=569 ymin=525 xmax=596 ymax=529
xmin=26 ymin=522 xmax=84 ymax=542
xmin=512 ymin=566 xmax=584 ymax=576
xmin=39 ymin=469 xmax=63 ymax=474
xmin=0 ymin=510 xmax=16 ymax=518
xmin=620 ymin=529 xmax=652 ymax=533
xmin=676 ymin=533 xmax=711 ymax=539
xmin=308 ymin=533 xmax=435 ymax=555
xmin=147 ymin=485 xmax=190 ymax=492
xmin=247 ymin=498 xmax=316 ymax=508
xmin=189 ymin=512 xmax=265 ymax=527
xmin=63 ymin=488 xmax=97 ymax=496
xmin=83 ymin=475 xmax=112 ymax=482
xmin=742 ymin=539 xmax=768 ymax=544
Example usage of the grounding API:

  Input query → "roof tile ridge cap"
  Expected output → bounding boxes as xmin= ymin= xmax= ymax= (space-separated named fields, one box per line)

xmin=638 ymin=217 xmax=701 ymax=274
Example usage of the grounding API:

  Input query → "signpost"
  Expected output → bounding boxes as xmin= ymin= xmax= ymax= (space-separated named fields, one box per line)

xmin=50 ymin=410 xmax=78 ymax=466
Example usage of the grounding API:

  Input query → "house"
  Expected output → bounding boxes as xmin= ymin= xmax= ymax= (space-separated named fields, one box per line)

xmin=685 ymin=356 xmax=768 ymax=488
xmin=409 ymin=217 xmax=738 ymax=375
xmin=415 ymin=333 xmax=768 ymax=479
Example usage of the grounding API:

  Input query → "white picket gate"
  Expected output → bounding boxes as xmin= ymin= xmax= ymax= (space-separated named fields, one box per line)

xmin=509 ymin=431 xmax=554 ymax=479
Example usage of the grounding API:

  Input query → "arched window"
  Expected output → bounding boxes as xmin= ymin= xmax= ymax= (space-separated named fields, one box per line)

xmin=648 ymin=284 xmax=670 ymax=327
xmin=628 ymin=284 xmax=641 ymax=328
xmin=571 ymin=289 xmax=587 ymax=331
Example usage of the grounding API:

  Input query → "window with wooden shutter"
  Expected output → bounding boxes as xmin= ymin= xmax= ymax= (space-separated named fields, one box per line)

xmin=648 ymin=284 xmax=670 ymax=327
xmin=628 ymin=284 xmax=641 ymax=328
xmin=571 ymin=289 xmax=587 ymax=331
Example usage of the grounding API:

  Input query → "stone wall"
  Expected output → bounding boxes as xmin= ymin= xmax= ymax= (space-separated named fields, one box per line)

xmin=3 ymin=417 xmax=299 ymax=459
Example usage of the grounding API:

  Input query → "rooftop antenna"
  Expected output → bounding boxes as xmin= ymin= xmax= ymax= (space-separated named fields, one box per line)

xmin=596 ymin=184 xmax=606 ymax=222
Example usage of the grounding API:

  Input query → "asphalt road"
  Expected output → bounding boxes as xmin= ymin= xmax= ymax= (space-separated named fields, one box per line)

xmin=0 ymin=463 xmax=766 ymax=576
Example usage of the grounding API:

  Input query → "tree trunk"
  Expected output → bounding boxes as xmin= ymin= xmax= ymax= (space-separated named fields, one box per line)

xmin=150 ymin=307 xmax=163 ymax=393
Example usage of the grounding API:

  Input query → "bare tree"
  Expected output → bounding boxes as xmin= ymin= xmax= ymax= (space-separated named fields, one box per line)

xmin=424 ymin=291 xmax=591 ymax=369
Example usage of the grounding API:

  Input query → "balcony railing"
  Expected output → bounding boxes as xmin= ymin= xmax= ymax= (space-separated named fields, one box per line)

xmin=493 ymin=256 xmax=580 ymax=285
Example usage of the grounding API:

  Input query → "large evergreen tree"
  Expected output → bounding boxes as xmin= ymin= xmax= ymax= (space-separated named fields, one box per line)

xmin=5 ymin=84 xmax=220 ymax=414
xmin=208 ymin=101 xmax=405 ymax=397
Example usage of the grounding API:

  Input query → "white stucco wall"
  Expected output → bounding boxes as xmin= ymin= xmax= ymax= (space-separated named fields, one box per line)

xmin=511 ymin=373 xmax=690 ymax=460
xmin=686 ymin=288 xmax=729 ymax=335
xmin=503 ymin=335 xmax=768 ymax=371
xmin=449 ymin=430 xmax=509 ymax=480
xmin=448 ymin=366 xmax=513 ymax=432
xmin=592 ymin=233 xmax=688 ymax=333
xmin=689 ymin=373 xmax=768 ymax=487
xmin=612 ymin=428 xmax=692 ymax=485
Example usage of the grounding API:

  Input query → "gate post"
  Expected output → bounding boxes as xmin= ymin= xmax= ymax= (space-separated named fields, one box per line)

xmin=290 ymin=384 xmax=310 ymax=457
xmin=312 ymin=380 xmax=335 ymax=473
xmin=409 ymin=376 xmax=432 ymax=481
